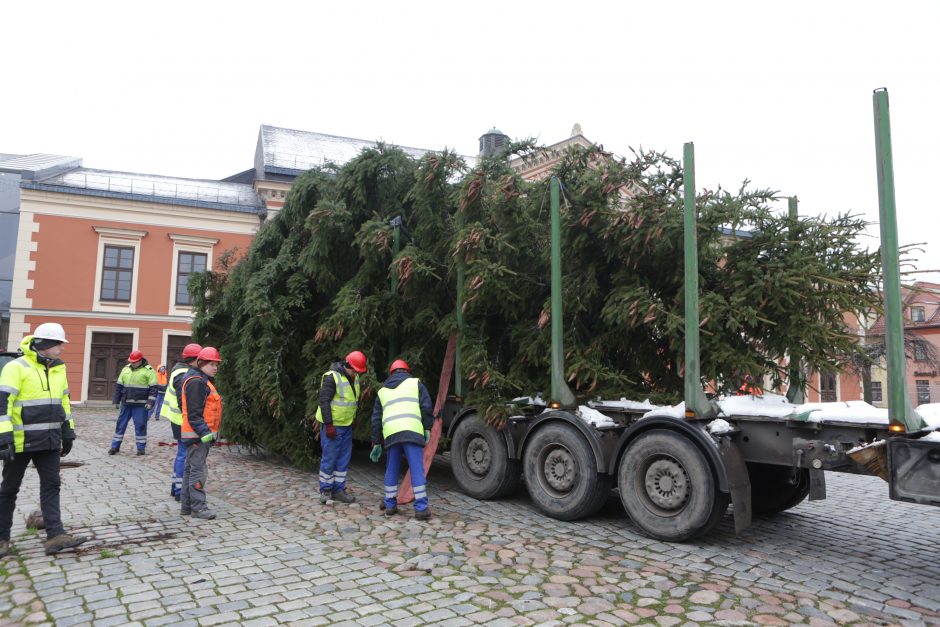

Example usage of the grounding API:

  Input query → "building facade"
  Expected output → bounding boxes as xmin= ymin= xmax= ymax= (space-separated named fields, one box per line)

xmin=8 ymin=168 xmax=262 ymax=402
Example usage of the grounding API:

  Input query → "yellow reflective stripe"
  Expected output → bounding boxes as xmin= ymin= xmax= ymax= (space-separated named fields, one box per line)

xmin=383 ymin=411 xmax=422 ymax=424
xmin=124 ymin=384 xmax=151 ymax=389
xmin=62 ymin=388 xmax=70 ymax=396
xmin=0 ymin=385 xmax=18 ymax=395
xmin=18 ymin=423 xmax=61 ymax=431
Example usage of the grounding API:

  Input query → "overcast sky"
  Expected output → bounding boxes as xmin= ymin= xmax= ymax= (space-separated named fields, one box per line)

xmin=3 ymin=1 xmax=938 ymax=280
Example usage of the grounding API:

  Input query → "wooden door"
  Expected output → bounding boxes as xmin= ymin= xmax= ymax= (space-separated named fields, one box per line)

xmin=164 ymin=334 xmax=192 ymax=367
xmin=87 ymin=332 xmax=133 ymax=400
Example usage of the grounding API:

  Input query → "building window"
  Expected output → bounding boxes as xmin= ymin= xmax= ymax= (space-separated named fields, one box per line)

xmin=914 ymin=342 xmax=928 ymax=362
xmin=911 ymin=307 xmax=925 ymax=322
xmin=820 ymin=371 xmax=837 ymax=402
xmin=916 ymin=379 xmax=931 ymax=405
xmin=871 ymin=381 xmax=883 ymax=403
xmin=175 ymin=251 xmax=207 ymax=306
xmin=100 ymin=245 xmax=134 ymax=302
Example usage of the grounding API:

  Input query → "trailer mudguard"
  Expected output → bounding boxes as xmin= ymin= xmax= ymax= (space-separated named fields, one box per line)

xmin=515 ymin=410 xmax=607 ymax=472
xmin=608 ymin=416 xmax=732 ymax=493
xmin=445 ymin=406 xmax=519 ymax=459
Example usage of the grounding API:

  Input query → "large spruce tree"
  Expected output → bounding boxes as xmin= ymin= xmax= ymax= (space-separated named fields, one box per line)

xmin=190 ymin=142 xmax=882 ymax=467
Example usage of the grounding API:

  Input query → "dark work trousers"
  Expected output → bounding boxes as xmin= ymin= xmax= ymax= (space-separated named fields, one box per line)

xmin=0 ymin=449 xmax=66 ymax=541
xmin=180 ymin=440 xmax=211 ymax=513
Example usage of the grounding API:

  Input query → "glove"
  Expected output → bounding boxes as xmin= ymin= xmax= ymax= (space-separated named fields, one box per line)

xmin=369 ymin=445 xmax=382 ymax=463
xmin=325 ymin=424 xmax=337 ymax=439
xmin=424 ymin=430 xmax=430 ymax=444
xmin=61 ymin=439 xmax=73 ymax=457
xmin=145 ymin=404 xmax=153 ymax=413
xmin=200 ymin=433 xmax=215 ymax=443
xmin=0 ymin=441 xmax=14 ymax=463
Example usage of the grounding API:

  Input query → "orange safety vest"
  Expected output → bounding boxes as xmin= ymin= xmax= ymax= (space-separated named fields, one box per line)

xmin=180 ymin=376 xmax=222 ymax=439
xmin=156 ymin=365 xmax=168 ymax=387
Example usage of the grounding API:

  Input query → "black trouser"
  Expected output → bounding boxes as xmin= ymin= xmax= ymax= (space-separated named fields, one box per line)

xmin=0 ymin=449 xmax=65 ymax=541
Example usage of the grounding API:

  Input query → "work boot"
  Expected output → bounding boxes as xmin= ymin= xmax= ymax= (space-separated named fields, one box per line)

xmin=180 ymin=509 xmax=191 ymax=516
xmin=384 ymin=505 xmax=398 ymax=517
xmin=415 ymin=508 xmax=431 ymax=521
xmin=136 ymin=450 xmax=146 ymax=456
xmin=192 ymin=509 xmax=216 ymax=520
xmin=0 ymin=540 xmax=9 ymax=557
xmin=107 ymin=448 xmax=118 ymax=455
xmin=331 ymin=490 xmax=356 ymax=504
xmin=43 ymin=534 xmax=88 ymax=555
xmin=25 ymin=510 xmax=44 ymax=530
xmin=319 ymin=492 xmax=331 ymax=505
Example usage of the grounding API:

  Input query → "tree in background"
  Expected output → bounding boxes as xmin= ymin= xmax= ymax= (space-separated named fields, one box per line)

xmin=191 ymin=142 xmax=883 ymax=466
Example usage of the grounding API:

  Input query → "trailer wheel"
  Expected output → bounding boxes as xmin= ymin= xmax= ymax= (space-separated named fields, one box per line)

xmin=747 ymin=463 xmax=810 ymax=515
xmin=451 ymin=414 xmax=520 ymax=499
xmin=618 ymin=429 xmax=729 ymax=541
xmin=523 ymin=423 xmax=610 ymax=521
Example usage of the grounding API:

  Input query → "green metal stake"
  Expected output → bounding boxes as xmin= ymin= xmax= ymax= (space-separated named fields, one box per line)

xmin=683 ymin=143 xmax=715 ymax=419
xmin=786 ymin=196 xmax=806 ymax=404
xmin=389 ymin=216 xmax=401 ymax=362
xmin=872 ymin=89 xmax=927 ymax=432
xmin=550 ymin=177 xmax=576 ymax=408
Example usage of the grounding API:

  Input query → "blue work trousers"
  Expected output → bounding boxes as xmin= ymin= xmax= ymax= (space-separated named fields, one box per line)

xmin=149 ymin=391 xmax=165 ymax=421
xmin=170 ymin=423 xmax=185 ymax=497
xmin=384 ymin=442 xmax=428 ymax=512
xmin=318 ymin=425 xmax=352 ymax=494
xmin=111 ymin=404 xmax=149 ymax=452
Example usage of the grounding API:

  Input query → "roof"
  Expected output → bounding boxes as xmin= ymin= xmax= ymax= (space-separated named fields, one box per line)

xmin=22 ymin=167 xmax=264 ymax=214
xmin=0 ymin=153 xmax=82 ymax=180
xmin=256 ymin=125 xmax=434 ymax=178
xmin=868 ymin=281 xmax=940 ymax=334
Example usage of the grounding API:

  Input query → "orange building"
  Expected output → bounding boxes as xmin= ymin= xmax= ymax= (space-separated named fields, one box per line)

xmin=8 ymin=168 xmax=262 ymax=402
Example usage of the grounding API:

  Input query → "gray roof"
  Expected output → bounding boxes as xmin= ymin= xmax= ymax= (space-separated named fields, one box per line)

xmin=23 ymin=167 xmax=264 ymax=214
xmin=0 ymin=153 xmax=82 ymax=180
xmin=256 ymin=125 xmax=433 ymax=177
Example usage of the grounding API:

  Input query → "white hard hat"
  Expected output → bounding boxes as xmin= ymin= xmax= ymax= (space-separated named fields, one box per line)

xmin=33 ymin=322 xmax=68 ymax=344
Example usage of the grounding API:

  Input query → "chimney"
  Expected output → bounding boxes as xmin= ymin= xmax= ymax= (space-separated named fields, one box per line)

xmin=478 ymin=128 xmax=510 ymax=158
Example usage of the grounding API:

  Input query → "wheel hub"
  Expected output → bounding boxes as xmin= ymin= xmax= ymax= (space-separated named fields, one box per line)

xmin=644 ymin=459 xmax=690 ymax=510
xmin=543 ymin=448 xmax=575 ymax=492
xmin=466 ymin=436 xmax=491 ymax=475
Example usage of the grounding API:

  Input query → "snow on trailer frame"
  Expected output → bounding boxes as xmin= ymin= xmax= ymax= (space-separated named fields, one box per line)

xmin=441 ymin=89 xmax=940 ymax=543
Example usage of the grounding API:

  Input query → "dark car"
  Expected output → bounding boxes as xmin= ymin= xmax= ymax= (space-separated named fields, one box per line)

xmin=0 ymin=350 xmax=22 ymax=373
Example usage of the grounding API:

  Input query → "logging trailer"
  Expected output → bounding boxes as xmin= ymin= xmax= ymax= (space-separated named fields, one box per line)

xmin=434 ymin=89 xmax=940 ymax=541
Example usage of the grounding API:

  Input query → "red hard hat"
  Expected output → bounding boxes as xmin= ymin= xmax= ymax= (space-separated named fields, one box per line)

xmin=128 ymin=350 xmax=144 ymax=362
xmin=182 ymin=343 xmax=203 ymax=358
xmin=389 ymin=359 xmax=410 ymax=374
xmin=345 ymin=350 xmax=367 ymax=374
xmin=197 ymin=346 xmax=222 ymax=362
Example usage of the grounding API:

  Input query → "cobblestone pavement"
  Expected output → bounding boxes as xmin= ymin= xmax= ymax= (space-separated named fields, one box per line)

xmin=1 ymin=408 xmax=939 ymax=626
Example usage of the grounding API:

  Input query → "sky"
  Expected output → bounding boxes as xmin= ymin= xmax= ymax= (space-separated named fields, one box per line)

xmin=3 ymin=1 xmax=938 ymax=280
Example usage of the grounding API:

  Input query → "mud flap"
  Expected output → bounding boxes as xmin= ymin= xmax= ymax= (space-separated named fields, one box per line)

xmin=888 ymin=437 xmax=940 ymax=506
xmin=718 ymin=436 xmax=752 ymax=534
xmin=809 ymin=468 xmax=827 ymax=501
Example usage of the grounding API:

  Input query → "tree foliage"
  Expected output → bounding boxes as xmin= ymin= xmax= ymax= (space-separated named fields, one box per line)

xmin=191 ymin=142 xmax=883 ymax=466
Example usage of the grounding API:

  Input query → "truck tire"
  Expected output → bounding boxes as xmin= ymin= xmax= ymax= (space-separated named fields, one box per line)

xmin=523 ymin=422 xmax=610 ymax=521
xmin=618 ymin=429 xmax=729 ymax=541
xmin=451 ymin=414 xmax=520 ymax=499
xmin=747 ymin=463 xmax=810 ymax=515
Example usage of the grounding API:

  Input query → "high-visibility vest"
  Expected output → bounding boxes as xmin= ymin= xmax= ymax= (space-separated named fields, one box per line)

xmin=156 ymin=365 xmax=168 ymax=387
xmin=181 ymin=376 xmax=222 ymax=439
xmin=0 ymin=335 xmax=74 ymax=453
xmin=117 ymin=363 xmax=157 ymax=405
xmin=159 ymin=366 xmax=189 ymax=425
xmin=314 ymin=371 xmax=359 ymax=427
xmin=377 ymin=377 xmax=423 ymax=439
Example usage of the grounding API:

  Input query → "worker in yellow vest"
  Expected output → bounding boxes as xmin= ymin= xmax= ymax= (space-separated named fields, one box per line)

xmin=0 ymin=323 xmax=88 ymax=556
xmin=369 ymin=359 xmax=436 ymax=520
xmin=159 ymin=343 xmax=202 ymax=500
xmin=314 ymin=350 xmax=367 ymax=504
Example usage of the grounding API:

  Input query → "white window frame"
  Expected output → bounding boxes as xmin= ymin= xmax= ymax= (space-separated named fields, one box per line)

xmin=161 ymin=329 xmax=193 ymax=367
xmin=92 ymin=227 xmax=147 ymax=314
xmin=819 ymin=371 xmax=839 ymax=402
xmin=911 ymin=306 xmax=926 ymax=322
xmin=168 ymin=234 xmax=218 ymax=317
